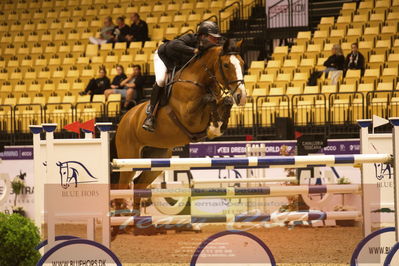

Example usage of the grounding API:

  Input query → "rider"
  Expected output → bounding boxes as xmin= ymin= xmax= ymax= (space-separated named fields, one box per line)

xmin=142 ymin=20 xmax=222 ymax=132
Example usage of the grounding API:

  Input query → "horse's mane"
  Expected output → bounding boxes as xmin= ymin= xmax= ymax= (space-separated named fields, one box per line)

xmin=198 ymin=42 xmax=220 ymax=55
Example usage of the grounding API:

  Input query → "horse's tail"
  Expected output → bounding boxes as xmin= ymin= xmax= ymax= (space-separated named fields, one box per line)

xmin=109 ymin=127 xmax=120 ymax=184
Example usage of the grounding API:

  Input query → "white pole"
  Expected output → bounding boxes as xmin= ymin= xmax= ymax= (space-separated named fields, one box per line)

xmin=390 ymin=117 xmax=399 ymax=242
xmin=42 ymin=123 xmax=57 ymax=251
xmin=358 ymin=119 xmax=372 ymax=237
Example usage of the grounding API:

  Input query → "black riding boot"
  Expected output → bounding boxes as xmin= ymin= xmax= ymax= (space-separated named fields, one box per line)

xmin=142 ymin=83 xmax=163 ymax=132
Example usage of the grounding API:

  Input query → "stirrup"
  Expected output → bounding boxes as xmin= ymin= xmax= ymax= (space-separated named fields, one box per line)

xmin=142 ymin=115 xmax=155 ymax=132
xmin=145 ymin=104 xmax=153 ymax=115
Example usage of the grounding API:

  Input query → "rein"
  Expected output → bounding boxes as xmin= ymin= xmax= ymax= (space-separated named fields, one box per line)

xmin=167 ymin=50 xmax=244 ymax=98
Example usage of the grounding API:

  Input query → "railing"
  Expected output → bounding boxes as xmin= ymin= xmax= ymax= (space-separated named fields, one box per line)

xmin=0 ymin=90 xmax=397 ymax=138
xmin=292 ymin=93 xmax=327 ymax=126
xmin=217 ymin=0 xmax=261 ymax=33
xmin=219 ymin=1 xmax=241 ymax=33
xmin=329 ymin=92 xmax=364 ymax=125
xmin=0 ymin=105 xmax=13 ymax=133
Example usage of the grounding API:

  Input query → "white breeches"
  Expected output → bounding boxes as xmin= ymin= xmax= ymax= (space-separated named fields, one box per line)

xmin=154 ymin=50 xmax=168 ymax=87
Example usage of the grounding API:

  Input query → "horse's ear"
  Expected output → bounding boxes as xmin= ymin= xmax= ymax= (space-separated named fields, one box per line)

xmin=236 ymin=39 xmax=243 ymax=48
xmin=56 ymin=161 xmax=61 ymax=166
xmin=223 ymin=39 xmax=230 ymax=53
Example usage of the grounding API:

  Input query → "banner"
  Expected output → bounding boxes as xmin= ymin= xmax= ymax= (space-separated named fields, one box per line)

xmin=266 ymin=0 xmax=308 ymax=28
xmin=0 ymin=146 xmax=35 ymax=218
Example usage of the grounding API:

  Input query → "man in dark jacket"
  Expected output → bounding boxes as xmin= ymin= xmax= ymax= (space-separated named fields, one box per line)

xmin=109 ymin=16 xmax=132 ymax=43
xmin=345 ymin=43 xmax=365 ymax=76
xmin=127 ymin=13 xmax=148 ymax=42
xmin=142 ymin=20 xmax=222 ymax=132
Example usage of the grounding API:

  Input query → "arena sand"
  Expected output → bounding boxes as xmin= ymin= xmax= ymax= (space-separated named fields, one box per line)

xmin=51 ymin=224 xmax=362 ymax=265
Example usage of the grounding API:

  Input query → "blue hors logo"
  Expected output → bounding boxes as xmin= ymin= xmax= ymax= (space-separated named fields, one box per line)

xmin=56 ymin=161 xmax=97 ymax=189
xmin=374 ymin=163 xmax=392 ymax=180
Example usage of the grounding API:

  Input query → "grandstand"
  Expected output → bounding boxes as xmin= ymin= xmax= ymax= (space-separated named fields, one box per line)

xmin=241 ymin=0 xmax=399 ymax=139
xmin=0 ymin=0 xmax=257 ymax=142
xmin=1 ymin=0 xmax=397 ymax=144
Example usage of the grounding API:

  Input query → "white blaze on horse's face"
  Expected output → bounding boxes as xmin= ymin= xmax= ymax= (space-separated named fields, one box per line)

xmin=230 ymin=55 xmax=247 ymax=106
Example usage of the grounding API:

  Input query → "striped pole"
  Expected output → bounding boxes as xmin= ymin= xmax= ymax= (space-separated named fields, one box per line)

xmin=192 ymin=177 xmax=297 ymax=184
xmin=110 ymin=211 xmax=361 ymax=226
xmin=112 ymin=154 xmax=392 ymax=172
xmin=110 ymin=184 xmax=361 ymax=199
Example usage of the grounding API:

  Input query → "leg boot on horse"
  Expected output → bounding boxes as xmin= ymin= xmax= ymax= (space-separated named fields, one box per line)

xmin=142 ymin=83 xmax=163 ymax=132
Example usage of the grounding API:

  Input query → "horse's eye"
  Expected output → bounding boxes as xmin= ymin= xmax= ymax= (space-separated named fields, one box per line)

xmin=63 ymin=172 xmax=66 ymax=174
xmin=224 ymin=63 xmax=229 ymax=68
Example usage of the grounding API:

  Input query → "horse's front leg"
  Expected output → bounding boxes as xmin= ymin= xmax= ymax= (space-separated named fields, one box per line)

xmin=201 ymin=94 xmax=219 ymax=127
xmin=219 ymin=96 xmax=234 ymax=131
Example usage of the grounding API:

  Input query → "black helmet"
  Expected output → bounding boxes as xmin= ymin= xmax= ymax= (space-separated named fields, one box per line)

xmin=197 ymin=21 xmax=221 ymax=38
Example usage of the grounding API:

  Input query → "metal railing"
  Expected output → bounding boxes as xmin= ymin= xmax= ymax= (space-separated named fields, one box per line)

xmin=1 ymin=91 xmax=397 ymax=138
xmin=219 ymin=1 xmax=241 ymax=33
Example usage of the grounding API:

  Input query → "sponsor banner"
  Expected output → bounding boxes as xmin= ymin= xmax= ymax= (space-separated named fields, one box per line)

xmin=322 ymin=140 xmax=360 ymax=154
xmin=38 ymin=238 xmax=121 ymax=266
xmin=351 ymin=227 xmax=396 ymax=265
xmin=0 ymin=159 xmax=35 ymax=218
xmin=190 ymin=141 xmax=296 ymax=157
xmin=190 ymin=139 xmax=361 ymax=157
xmin=266 ymin=0 xmax=308 ymax=28
xmin=191 ymin=231 xmax=276 ymax=265
xmin=0 ymin=146 xmax=33 ymax=160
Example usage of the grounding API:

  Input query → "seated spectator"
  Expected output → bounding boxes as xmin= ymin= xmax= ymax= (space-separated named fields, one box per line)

xmin=89 ymin=17 xmax=115 ymax=45
xmin=127 ymin=13 xmax=149 ymax=43
xmin=307 ymin=44 xmax=345 ymax=86
xmin=345 ymin=43 xmax=365 ymax=75
xmin=112 ymin=65 xmax=145 ymax=110
xmin=80 ymin=67 xmax=110 ymax=101
xmin=109 ymin=16 xmax=132 ymax=43
xmin=323 ymin=44 xmax=345 ymax=74
xmin=104 ymin=65 xmax=127 ymax=99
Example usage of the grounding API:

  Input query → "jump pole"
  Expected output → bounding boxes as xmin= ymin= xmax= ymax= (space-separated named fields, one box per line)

xmin=112 ymin=154 xmax=392 ymax=171
xmin=191 ymin=177 xmax=297 ymax=184
xmin=110 ymin=184 xmax=361 ymax=199
xmin=110 ymin=211 xmax=362 ymax=226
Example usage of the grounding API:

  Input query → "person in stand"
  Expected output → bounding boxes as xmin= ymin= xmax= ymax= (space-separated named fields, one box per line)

xmin=126 ymin=13 xmax=148 ymax=43
xmin=142 ymin=20 xmax=222 ymax=132
xmin=106 ymin=65 xmax=144 ymax=110
xmin=108 ymin=16 xmax=132 ymax=43
xmin=80 ymin=67 xmax=110 ymax=101
xmin=89 ymin=16 xmax=115 ymax=45
xmin=104 ymin=65 xmax=127 ymax=99
xmin=323 ymin=44 xmax=345 ymax=75
xmin=345 ymin=43 xmax=365 ymax=76
xmin=123 ymin=65 xmax=145 ymax=109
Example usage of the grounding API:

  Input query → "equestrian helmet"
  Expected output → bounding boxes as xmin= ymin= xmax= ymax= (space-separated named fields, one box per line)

xmin=197 ymin=21 xmax=221 ymax=38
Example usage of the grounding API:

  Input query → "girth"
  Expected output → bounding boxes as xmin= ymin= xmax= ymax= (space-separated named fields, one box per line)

xmin=165 ymin=106 xmax=208 ymax=142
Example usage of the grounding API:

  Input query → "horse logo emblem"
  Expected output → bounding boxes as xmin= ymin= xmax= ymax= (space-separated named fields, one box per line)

xmin=56 ymin=161 xmax=97 ymax=189
xmin=374 ymin=163 xmax=392 ymax=180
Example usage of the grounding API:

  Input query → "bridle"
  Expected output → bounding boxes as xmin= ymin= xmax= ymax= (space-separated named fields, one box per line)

xmin=170 ymin=47 xmax=244 ymax=98
xmin=200 ymin=50 xmax=245 ymax=98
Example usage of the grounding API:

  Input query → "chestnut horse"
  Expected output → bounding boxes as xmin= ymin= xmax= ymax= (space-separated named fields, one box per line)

xmin=113 ymin=39 xmax=247 ymax=217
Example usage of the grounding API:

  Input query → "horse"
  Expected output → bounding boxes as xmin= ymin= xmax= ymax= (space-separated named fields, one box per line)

xmin=113 ymin=39 xmax=247 ymax=222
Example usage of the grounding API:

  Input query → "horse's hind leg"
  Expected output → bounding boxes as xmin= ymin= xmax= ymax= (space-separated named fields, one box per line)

xmin=132 ymin=147 xmax=172 ymax=215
